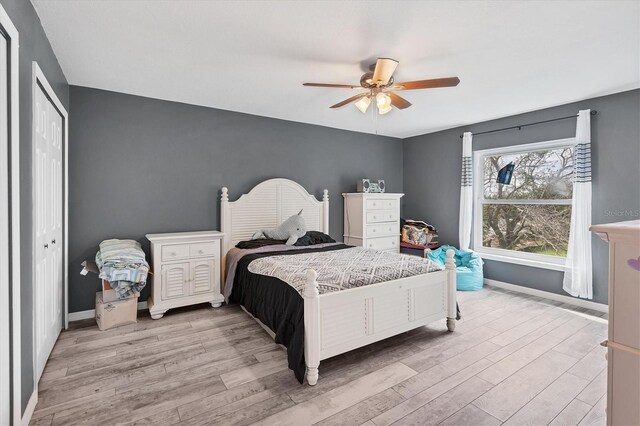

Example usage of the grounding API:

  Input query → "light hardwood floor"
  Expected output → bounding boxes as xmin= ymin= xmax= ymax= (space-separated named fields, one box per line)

xmin=30 ymin=287 xmax=608 ymax=426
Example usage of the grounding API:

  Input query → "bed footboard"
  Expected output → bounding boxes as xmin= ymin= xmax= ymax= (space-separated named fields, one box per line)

xmin=303 ymin=249 xmax=457 ymax=386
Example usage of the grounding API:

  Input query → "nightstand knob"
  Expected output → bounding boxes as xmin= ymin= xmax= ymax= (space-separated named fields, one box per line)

xmin=372 ymin=229 xmax=376 ymax=233
xmin=171 ymin=252 xmax=176 ymax=256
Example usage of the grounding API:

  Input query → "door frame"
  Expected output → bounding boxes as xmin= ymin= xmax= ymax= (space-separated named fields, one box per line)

xmin=0 ymin=3 xmax=20 ymax=423
xmin=31 ymin=61 xmax=69 ymax=384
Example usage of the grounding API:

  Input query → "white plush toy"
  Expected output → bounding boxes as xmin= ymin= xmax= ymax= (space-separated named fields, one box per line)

xmin=252 ymin=210 xmax=307 ymax=245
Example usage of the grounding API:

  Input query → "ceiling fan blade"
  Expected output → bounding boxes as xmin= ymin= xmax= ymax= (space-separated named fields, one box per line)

xmin=392 ymin=77 xmax=460 ymax=91
xmin=330 ymin=93 xmax=368 ymax=108
xmin=388 ymin=92 xmax=412 ymax=109
xmin=303 ymin=83 xmax=360 ymax=89
xmin=371 ymin=58 xmax=399 ymax=86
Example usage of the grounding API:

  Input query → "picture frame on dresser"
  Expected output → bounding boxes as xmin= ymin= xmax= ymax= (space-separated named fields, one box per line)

xmin=146 ymin=231 xmax=224 ymax=319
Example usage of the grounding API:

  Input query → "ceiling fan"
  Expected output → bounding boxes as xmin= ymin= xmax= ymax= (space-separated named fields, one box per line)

xmin=303 ymin=58 xmax=460 ymax=114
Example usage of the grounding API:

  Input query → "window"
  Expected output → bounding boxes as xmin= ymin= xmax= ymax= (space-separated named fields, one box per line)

xmin=473 ymin=138 xmax=575 ymax=270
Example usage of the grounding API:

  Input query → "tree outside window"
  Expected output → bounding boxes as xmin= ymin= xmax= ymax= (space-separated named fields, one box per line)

xmin=479 ymin=146 xmax=574 ymax=258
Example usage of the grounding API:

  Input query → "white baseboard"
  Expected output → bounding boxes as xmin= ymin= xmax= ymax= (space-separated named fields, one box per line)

xmin=21 ymin=385 xmax=37 ymax=426
xmin=68 ymin=300 xmax=148 ymax=322
xmin=484 ymin=279 xmax=608 ymax=313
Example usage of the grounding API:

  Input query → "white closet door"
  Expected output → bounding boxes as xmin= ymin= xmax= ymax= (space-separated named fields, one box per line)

xmin=0 ymin=31 xmax=11 ymax=426
xmin=34 ymin=84 xmax=63 ymax=381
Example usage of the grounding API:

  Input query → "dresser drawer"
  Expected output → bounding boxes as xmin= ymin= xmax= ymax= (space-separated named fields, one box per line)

xmin=366 ymin=223 xmax=398 ymax=238
xmin=190 ymin=242 xmax=217 ymax=258
xmin=161 ymin=244 xmax=190 ymax=261
xmin=365 ymin=236 xmax=398 ymax=250
xmin=366 ymin=198 xmax=399 ymax=210
xmin=366 ymin=210 xmax=398 ymax=223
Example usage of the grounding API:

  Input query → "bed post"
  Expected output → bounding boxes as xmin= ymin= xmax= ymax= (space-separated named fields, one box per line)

xmin=304 ymin=269 xmax=320 ymax=385
xmin=445 ymin=249 xmax=457 ymax=332
xmin=322 ymin=189 xmax=329 ymax=234
xmin=220 ymin=187 xmax=230 ymax=287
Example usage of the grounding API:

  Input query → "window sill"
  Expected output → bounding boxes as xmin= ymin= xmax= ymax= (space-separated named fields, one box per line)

xmin=476 ymin=251 xmax=567 ymax=272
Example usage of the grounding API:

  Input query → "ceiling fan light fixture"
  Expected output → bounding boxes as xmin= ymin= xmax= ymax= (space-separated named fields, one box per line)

xmin=355 ymin=95 xmax=371 ymax=113
xmin=378 ymin=103 xmax=392 ymax=115
xmin=376 ymin=92 xmax=391 ymax=109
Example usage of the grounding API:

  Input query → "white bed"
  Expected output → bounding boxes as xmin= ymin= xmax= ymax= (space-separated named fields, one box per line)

xmin=220 ymin=178 xmax=457 ymax=385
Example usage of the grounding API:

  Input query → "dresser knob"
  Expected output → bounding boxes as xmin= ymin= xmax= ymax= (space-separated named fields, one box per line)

xmin=171 ymin=252 xmax=176 ymax=256
xmin=198 ymin=250 xmax=204 ymax=254
xmin=372 ymin=229 xmax=376 ymax=233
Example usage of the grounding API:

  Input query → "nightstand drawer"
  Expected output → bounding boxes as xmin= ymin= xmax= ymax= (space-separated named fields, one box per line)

xmin=190 ymin=242 xmax=217 ymax=257
xmin=366 ymin=223 xmax=398 ymax=238
xmin=161 ymin=244 xmax=190 ymax=261
xmin=364 ymin=236 xmax=398 ymax=250
xmin=366 ymin=199 xmax=399 ymax=210
xmin=366 ymin=210 xmax=398 ymax=223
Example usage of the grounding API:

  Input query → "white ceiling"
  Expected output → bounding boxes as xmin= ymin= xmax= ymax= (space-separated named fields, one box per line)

xmin=32 ymin=0 xmax=640 ymax=138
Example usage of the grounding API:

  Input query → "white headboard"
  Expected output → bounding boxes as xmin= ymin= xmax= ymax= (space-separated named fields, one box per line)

xmin=220 ymin=178 xmax=329 ymax=265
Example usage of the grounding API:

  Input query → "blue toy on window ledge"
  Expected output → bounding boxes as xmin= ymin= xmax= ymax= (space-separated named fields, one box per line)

xmin=497 ymin=161 xmax=515 ymax=185
xmin=426 ymin=245 xmax=484 ymax=291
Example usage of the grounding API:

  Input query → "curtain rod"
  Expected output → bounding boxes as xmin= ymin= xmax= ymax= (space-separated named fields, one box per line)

xmin=459 ymin=110 xmax=598 ymax=139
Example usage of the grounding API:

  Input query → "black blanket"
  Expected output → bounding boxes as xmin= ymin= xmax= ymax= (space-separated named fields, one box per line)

xmin=230 ymin=244 xmax=349 ymax=383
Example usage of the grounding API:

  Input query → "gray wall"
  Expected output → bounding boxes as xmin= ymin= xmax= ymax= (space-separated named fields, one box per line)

xmin=0 ymin=0 xmax=70 ymax=414
xmin=403 ymin=89 xmax=640 ymax=305
xmin=68 ymin=86 xmax=403 ymax=312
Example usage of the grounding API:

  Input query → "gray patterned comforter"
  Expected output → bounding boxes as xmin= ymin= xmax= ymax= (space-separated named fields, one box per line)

xmin=247 ymin=246 xmax=443 ymax=295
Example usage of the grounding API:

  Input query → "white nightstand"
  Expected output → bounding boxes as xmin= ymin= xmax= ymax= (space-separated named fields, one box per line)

xmin=146 ymin=230 xmax=224 ymax=319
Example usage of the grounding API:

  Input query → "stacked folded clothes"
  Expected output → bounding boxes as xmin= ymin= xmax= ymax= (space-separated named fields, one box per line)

xmin=95 ymin=239 xmax=149 ymax=299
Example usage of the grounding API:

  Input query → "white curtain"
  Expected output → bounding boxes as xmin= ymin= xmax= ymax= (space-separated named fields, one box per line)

xmin=459 ymin=132 xmax=473 ymax=251
xmin=563 ymin=110 xmax=593 ymax=299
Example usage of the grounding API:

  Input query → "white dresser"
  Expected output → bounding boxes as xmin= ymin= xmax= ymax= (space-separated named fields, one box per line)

xmin=146 ymin=231 xmax=224 ymax=319
xmin=343 ymin=193 xmax=403 ymax=252
xmin=591 ymin=220 xmax=640 ymax=426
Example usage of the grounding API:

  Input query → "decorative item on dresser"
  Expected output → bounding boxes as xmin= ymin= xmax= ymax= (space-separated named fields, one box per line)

xmin=146 ymin=231 xmax=224 ymax=319
xmin=343 ymin=192 xmax=404 ymax=252
xmin=590 ymin=219 xmax=640 ymax=426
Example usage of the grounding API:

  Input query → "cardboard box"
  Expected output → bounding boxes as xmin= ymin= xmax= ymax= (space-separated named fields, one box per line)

xmin=101 ymin=280 xmax=120 ymax=303
xmin=95 ymin=292 xmax=138 ymax=330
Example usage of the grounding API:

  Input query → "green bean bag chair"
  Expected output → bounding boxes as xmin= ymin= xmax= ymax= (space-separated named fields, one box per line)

xmin=426 ymin=245 xmax=484 ymax=291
